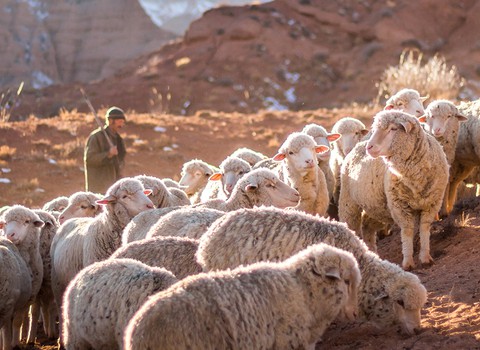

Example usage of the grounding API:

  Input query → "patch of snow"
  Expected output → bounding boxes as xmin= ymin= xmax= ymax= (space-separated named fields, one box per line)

xmin=284 ymin=71 xmax=300 ymax=84
xmin=32 ymin=71 xmax=53 ymax=89
xmin=172 ymin=144 xmax=179 ymax=149
xmin=1 ymin=168 xmax=11 ymax=173
xmin=48 ymin=158 xmax=57 ymax=164
xmin=154 ymin=126 xmax=167 ymax=133
xmin=263 ymin=97 xmax=288 ymax=111
xmin=284 ymin=87 xmax=296 ymax=103
xmin=163 ymin=146 xmax=173 ymax=152
xmin=0 ymin=178 xmax=11 ymax=184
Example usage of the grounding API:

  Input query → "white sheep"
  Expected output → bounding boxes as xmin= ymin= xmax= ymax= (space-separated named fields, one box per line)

xmin=63 ymin=258 xmax=177 ymax=350
xmin=42 ymin=196 xmax=69 ymax=214
xmin=178 ymin=159 xmax=218 ymax=204
xmin=0 ymin=237 xmax=32 ymax=350
xmin=135 ymin=174 xmax=190 ymax=208
xmin=81 ymin=177 xmax=154 ymax=266
xmin=302 ymin=123 xmax=341 ymax=200
xmin=329 ymin=117 xmax=369 ymax=211
xmin=339 ymin=110 xmax=449 ymax=270
xmin=194 ymin=168 xmax=300 ymax=211
xmin=229 ymin=147 xmax=268 ymax=166
xmin=384 ymin=88 xmax=427 ymax=117
xmin=197 ymin=206 xmax=428 ymax=335
xmin=124 ymin=243 xmax=360 ymax=350
xmin=57 ymin=191 xmax=103 ymax=225
xmin=146 ymin=207 xmax=225 ymax=240
xmin=121 ymin=206 xmax=181 ymax=245
xmin=444 ymin=99 xmax=480 ymax=214
xmin=110 ymin=236 xmax=202 ymax=279
xmin=0 ymin=206 xmax=44 ymax=349
xmin=27 ymin=210 xmax=59 ymax=343
xmin=273 ymin=132 xmax=330 ymax=216
xmin=200 ymin=156 xmax=251 ymax=202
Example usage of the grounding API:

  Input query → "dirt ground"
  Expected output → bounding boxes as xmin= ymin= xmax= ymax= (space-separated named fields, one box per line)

xmin=1 ymin=107 xmax=479 ymax=349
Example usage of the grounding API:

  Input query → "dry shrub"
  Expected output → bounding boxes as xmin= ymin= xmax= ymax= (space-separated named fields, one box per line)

xmin=16 ymin=178 xmax=40 ymax=192
xmin=0 ymin=145 xmax=16 ymax=161
xmin=57 ymin=158 xmax=78 ymax=170
xmin=52 ymin=138 xmax=84 ymax=158
xmin=376 ymin=49 xmax=465 ymax=103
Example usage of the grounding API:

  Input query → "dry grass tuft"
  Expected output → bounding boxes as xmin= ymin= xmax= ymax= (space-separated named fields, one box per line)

xmin=376 ymin=49 xmax=465 ymax=104
xmin=0 ymin=145 xmax=16 ymax=161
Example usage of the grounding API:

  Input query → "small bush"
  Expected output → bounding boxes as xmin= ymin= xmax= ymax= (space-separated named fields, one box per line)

xmin=376 ymin=49 xmax=465 ymax=103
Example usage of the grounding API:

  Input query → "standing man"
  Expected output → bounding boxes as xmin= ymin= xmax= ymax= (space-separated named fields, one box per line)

xmin=84 ymin=106 xmax=127 ymax=193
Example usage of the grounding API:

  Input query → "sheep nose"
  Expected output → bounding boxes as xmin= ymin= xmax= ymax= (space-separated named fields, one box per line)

xmin=7 ymin=232 xmax=16 ymax=240
xmin=59 ymin=215 xmax=65 ymax=224
xmin=146 ymin=203 xmax=154 ymax=209
xmin=366 ymin=144 xmax=373 ymax=150
xmin=225 ymin=184 xmax=233 ymax=192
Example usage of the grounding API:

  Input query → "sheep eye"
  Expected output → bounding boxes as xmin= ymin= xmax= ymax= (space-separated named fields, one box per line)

xmin=238 ymin=171 xmax=244 ymax=175
xmin=25 ymin=219 xmax=30 ymax=224
xmin=81 ymin=205 xmax=88 ymax=209
xmin=397 ymin=102 xmax=404 ymax=106
xmin=122 ymin=195 xmax=128 ymax=199
xmin=390 ymin=127 xmax=398 ymax=132
xmin=288 ymin=151 xmax=294 ymax=155
xmin=267 ymin=183 xmax=276 ymax=188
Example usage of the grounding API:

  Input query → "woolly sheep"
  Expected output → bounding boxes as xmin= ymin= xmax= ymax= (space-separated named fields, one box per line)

xmin=27 ymin=210 xmax=59 ymax=343
xmin=42 ymin=196 xmax=69 ymax=215
xmin=339 ymin=110 xmax=449 ymax=270
xmin=146 ymin=207 xmax=225 ymax=240
xmin=194 ymin=168 xmax=300 ymax=211
xmin=200 ymin=156 xmax=251 ymax=202
xmin=444 ymin=99 xmax=480 ymax=214
xmin=57 ymin=191 xmax=102 ymax=225
xmin=121 ymin=206 xmax=181 ymax=245
xmin=302 ymin=123 xmax=341 ymax=199
xmin=273 ymin=132 xmax=330 ymax=216
xmin=0 ymin=206 xmax=44 ymax=349
xmin=179 ymin=159 xmax=218 ymax=204
xmin=329 ymin=117 xmax=369 ymax=209
xmin=111 ymin=236 xmax=202 ymax=279
xmin=384 ymin=88 xmax=427 ymax=117
xmin=125 ymin=243 xmax=360 ymax=350
xmin=197 ymin=206 xmax=427 ymax=335
xmin=230 ymin=147 xmax=268 ymax=166
xmin=81 ymin=177 xmax=154 ymax=266
xmin=0 ymin=237 xmax=32 ymax=350
xmin=135 ymin=174 xmax=190 ymax=208
xmin=63 ymin=258 xmax=177 ymax=350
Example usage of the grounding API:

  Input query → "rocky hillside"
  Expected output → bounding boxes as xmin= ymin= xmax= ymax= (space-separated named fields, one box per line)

xmin=6 ymin=0 xmax=480 ymax=119
xmin=0 ymin=0 xmax=176 ymax=89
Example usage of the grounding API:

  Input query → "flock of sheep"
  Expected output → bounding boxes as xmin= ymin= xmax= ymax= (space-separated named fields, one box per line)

xmin=0 ymin=89 xmax=479 ymax=350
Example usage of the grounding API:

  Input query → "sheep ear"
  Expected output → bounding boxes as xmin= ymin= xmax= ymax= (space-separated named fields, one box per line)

xmin=384 ymin=104 xmax=395 ymax=110
xmin=420 ymin=95 xmax=429 ymax=102
xmin=360 ymin=129 xmax=369 ymax=136
xmin=34 ymin=220 xmax=45 ymax=228
xmin=327 ymin=133 xmax=341 ymax=142
xmin=273 ymin=153 xmax=286 ymax=161
xmin=456 ymin=113 xmax=468 ymax=122
xmin=96 ymin=195 xmax=116 ymax=205
xmin=245 ymin=184 xmax=258 ymax=192
xmin=144 ymin=189 xmax=153 ymax=196
xmin=315 ymin=145 xmax=329 ymax=154
xmin=324 ymin=266 xmax=341 ymax=280
xmin=0 ymin=221 xmax=5 ymax=229
xmin=209 ymin=173 xmax=223 ymax=181
xmin=374 ymin=292 xmax=389 ymax=301
xmin=418 ymin=115 xmax=427 ymax=123
xmin=399 ymin=120 xmax=413 ymax=133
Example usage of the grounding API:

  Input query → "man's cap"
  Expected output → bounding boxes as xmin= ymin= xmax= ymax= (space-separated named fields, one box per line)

xmin=105 ymin=106 xmax=126 ymax=120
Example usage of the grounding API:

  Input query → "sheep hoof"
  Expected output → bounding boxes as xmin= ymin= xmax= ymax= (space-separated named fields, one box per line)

xmin=420 ymin=255 xmax=434 ymax=267
xmin=402 ymin=260 xmax=416 ymax=271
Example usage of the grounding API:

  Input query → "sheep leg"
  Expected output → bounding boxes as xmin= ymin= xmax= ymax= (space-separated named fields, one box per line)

xmin=400 ymin=225 xmax=415 ymax=270
xmin=446 ymin=164 xmax=474 ymax=214
xmin=43 ymin=301 xmax=58 ymax=339
xmin=27 ymin=302 xmax=40 ymax=343
xmin=418 ymin=216 xmax=434 ymax=266
xmin=12 ymin=309 xmax=26 ymax=348
xmin=2 ymin=320 xmax=12 ymax=350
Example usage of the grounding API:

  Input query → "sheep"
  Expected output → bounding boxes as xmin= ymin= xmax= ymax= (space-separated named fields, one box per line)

xmin=197 ymin=206 xmax=427 ymax=336
xmin=229 ymin=147 xmax=268 ymax=166
xmin=200 ymin=156 xmax=251 ymax=202
xmin=329 ymin=117 xmax=369 ymax=212
xmin=27 ymin=210 xmax=59 ymax=343
xmin=194 ymin=168 xmax=300 ymax=212
xmin=339 ymin=110 xmax=449 ymax=270
xmin=384 ymin=88 xmax=427 ymax=117
xmin=57 ymin=191 xmax=103 ymax=225
xmin=0 ymin=206 xmax=44 ymax=348
xmin=0 ymin=237 xmax=32 ymax=350
xmin=444 ymin=99 xmax=480 ymax=214
xmin=124 ymin=243 xmax=360 ymax=350
xmin=80 ymin=177 xmax=154 ymax=266
xmin=273 ymin=132 xmax=330 ymax=216
xmin=302 ymin=123 xmax=341 ymax=200
xmin=417 ymin=100 xmax=467 ymax=215
xmin=63 ymin=258 xmax=178 ymax=350
xmin=146 ymin=207 xmax=225 ymax=240
xmin=135 ymin=174 xmax=190 ymax=208
xmin=121 ymin=206 xmax=181 ymax=245
xmin=110 ymin=236 xmax=202 ymax=279
xmin=42 ymin=196 xmax=69 ymax=214
xmin=162 ymin=178 xmax=182 ymax=189
xmin=178 ymin=159 xmax=218 ymax=204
